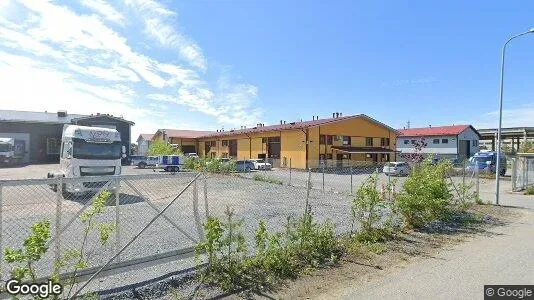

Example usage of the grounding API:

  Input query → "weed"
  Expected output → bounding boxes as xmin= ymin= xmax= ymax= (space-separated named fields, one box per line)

xmin=524 ymin=186 xmax=534 ymax=195
xmin=253 ymin=173 xmax=283 ymax=185
xmin=4 ymin=190 xmax=116 ymax=299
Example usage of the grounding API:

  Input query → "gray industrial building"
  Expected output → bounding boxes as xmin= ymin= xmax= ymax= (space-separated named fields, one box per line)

xmin=0 ymin=110 xmax=134 ymax=164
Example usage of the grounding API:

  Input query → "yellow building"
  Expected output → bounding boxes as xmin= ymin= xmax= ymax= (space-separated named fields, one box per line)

xmin=152 ymin=114 xmax=399 ymax=169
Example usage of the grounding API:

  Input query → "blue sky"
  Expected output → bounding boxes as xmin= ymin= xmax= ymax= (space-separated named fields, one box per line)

xmin=1 ymin=0 xmax=533 ymax=139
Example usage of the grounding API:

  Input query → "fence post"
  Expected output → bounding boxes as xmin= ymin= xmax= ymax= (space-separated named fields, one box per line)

xmin=289 ymin=158 xmax=292 ymax=186
xmin=114 ymin=178 xmax=121 ymax=262
xmin=322 ymin=162 xmax=325 ymax=193
xmin=305 ymin=166 xmax=311 ymax=214
xmin=350 ymin=165 xmax=353 ymax=195
xmin=0 ymin=183 xmax=3 ymax=282
xmin=462 ymin=160 xmax=466 ymax=203
xmin=476 ymin=164 xmax=480 ymax=200
xmin=193 ymin=176 xmax=204 ymax=240
xmin=511 ymin=158 xmax=516 ymax=191
xmin=203 ymin=169 xmax=209 ymax=218
xmin=55 ymin=177 xmax=63 ymax=265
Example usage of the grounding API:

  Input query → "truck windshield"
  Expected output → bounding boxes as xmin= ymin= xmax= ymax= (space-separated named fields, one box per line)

xmin=73 ymin=139 xmax=122 ymax=160
xmin=0 ymin=143 xmax=12 ymax=152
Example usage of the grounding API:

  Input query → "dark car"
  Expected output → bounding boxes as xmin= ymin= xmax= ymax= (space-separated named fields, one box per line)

xmin=235 ymin=160 xmax=255 ymax=172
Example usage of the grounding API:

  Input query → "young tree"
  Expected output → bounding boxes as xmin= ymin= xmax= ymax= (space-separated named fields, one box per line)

xmin=147 ymin=140 xmax=181 ymax=155
xmin=520 ymin=140 xmax=534 ymax=153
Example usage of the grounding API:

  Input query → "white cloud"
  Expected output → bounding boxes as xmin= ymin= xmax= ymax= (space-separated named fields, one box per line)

xmin=80 ymin=0 xmax=125 ymax=25
xmin=474 ymin=104 xmax=534 ymax=129
xmin=0 ymin=0 xmax=261 ymax=138
xmin=125 ymin=0 xmax=207 ymax=71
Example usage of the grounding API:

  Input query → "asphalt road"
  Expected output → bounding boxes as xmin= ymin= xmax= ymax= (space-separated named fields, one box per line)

xmin=324 ymin=209 xmax=534 ymax=300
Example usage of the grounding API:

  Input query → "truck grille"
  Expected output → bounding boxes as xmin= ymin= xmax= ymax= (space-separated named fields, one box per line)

xmin=82 ymin=181 xmax=109 ymax=188
xmin=80 ymin=166 xmax=115 ymax=176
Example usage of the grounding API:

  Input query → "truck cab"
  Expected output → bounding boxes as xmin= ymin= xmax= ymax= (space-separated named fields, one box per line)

xmin=467 ymin=151 xmax=507 ymax=176
xmin=0 ymin=138 xmax=15 ymax=166
xmin=48 ymin=125 xmax=125 ymax=195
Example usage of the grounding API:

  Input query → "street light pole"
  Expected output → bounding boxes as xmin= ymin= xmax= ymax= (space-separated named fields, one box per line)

xmin=495 ymin=28 xmax=534 ymax=205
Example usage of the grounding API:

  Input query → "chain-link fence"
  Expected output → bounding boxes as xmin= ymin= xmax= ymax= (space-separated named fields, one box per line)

xmin=512 ymin=154 xmax=534 ymax=191
xmin=0 ymin=158 xmax=481 ymax=296
xmin=0 ymin=173 xmax=206 ymax=296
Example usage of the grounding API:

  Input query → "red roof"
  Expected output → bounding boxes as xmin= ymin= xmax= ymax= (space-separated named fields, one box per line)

xmin=138 ymin=133 xmax=154 ymax=141
xmin=399 ymin=125 xmax=471 ymax=137
xmin=158 ymin=129 xmax=214 ymax=139
xmin=200 ymin=114 xmax=397 ymax=138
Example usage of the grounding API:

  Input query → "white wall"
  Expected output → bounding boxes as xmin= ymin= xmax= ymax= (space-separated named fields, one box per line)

xmin=137 ymin=139 xmax=151 ymax=156
xmin=397 ymin=135 xmax=458 ymax=155
xmin=458 ymin=127 xmax=480 ymax=156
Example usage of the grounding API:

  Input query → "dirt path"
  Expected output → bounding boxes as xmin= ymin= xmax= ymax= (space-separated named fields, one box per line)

xmin=265 ymin=206 xmax=532 ymax=300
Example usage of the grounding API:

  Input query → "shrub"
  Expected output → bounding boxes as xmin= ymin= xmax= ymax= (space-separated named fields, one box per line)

xmin=525 ymin=186 xmax=534 ymax=195
xmin=351 ymin=173 xmax=390 ymax=243
xmin=396 ymin=159 xmax=453 ymax=229
xmin=195 ymin=209 xmax=339 ymax=292
xmin=194 ymin=206 xmax=248 ymax=292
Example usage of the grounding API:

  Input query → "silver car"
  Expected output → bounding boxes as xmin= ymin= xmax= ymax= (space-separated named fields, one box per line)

xmin=383 ymin=162 xmax=410 ymax=176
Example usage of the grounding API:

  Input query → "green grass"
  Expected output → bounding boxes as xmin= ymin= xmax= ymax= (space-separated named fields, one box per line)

xmin=252 ymin=173 xmax=283 ymax=185
xmin=524 ymin=186 xmax=534 ymax=195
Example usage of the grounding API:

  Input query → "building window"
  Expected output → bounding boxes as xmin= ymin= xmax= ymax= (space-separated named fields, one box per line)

xmin=46 ymin=138 xmax=60 ymax=155
xmin=210 ymin=152 xmax=216 ymax=159
xmin=433 ymin=139 xmax=440 ymax=144
xmin=222 ymin=140 xmax=228 ymax=147
xmin=403 ymin=139 xmax=410 ymax=145
xmin=326 ymin=154 xmax=333 ymax=159
xmin=411 ymin=139 xmax=416 ymax=144
xmin=442 ymin=139 xmax=448 ymax=144
xmin=319 ymin=154 xmax=326 ymax=161
xmin=262 ymin=137 xmax=267 ymax=144
xmin=326 ymin=135 xmax=333 ymax=145
xmin=472 ymin=140 xmax=478 ymax=146
xmin=208 ymin=141 xmax=216 ymax=147
xmin=365 ymin=137 xmax=373 ymax=146
xmin=343 ymin=136 xmax=351 ymax=145
xmin=381 ymin=138 xmax=390 ymax=146
xmin=222 ymin=152 xmax=228 ymax=158
xmin=319 ymin=135 xmax=326 ymax=145
xmin=381 ymin=153 xmax=390 ymax=161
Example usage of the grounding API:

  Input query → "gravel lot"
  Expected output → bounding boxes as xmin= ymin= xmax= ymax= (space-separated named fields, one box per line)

xmin=0 ymin=164 xmax=522 ymax=296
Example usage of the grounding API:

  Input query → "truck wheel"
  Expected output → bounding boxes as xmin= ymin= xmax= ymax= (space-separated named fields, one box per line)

xmin=61 ymin=184 xmax=72 ymax=199
xmin=138 ymin=162 xmax=147 ymax=169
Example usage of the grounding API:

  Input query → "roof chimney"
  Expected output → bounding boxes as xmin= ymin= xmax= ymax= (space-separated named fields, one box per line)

xmin=283 ymin=121 xmax=286 ymax=124
xmin=339 ymin=112 xmax=342 ymax=117
xmin=332 ymin=113 xmax=335 ymax=118
xmin=335 ymin=112 xmax=340 ymax=118
xmin=429 ymin=124 xmax=432 ymax=128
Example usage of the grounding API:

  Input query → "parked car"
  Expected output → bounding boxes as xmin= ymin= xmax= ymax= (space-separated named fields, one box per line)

xmin=466 ymin=151 xmax=507 ymax=175
xmin=136 ymin=156 xmax=158 ymax=169
xmin=249 ymin=159 xmax=272 ymax=170
xmin=184 ymin=152 xmax=199 ymax=159
xmin=235 ymin=160 xmax=255 ymax=172
xmin=383 ymin=162 xmax=410 ymax=176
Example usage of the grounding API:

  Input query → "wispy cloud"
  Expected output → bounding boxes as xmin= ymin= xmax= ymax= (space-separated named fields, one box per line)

xmin=125 ymin=0 xmax=207 ymax=71
xmin=0 ymin=0 xmax=261 ymax=137
xmin=80 ymin=0 xmax=125 ymax=25
xmin=473 ymin=104 xmax=534 ymax=128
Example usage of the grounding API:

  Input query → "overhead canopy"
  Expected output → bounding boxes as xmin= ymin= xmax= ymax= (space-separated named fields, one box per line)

xmin=331 ymin=146 xmax=399 ymax=154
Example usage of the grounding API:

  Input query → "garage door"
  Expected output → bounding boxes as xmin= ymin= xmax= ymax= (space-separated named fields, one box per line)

xmin=0 ymin=133 xmax=30 ymax=163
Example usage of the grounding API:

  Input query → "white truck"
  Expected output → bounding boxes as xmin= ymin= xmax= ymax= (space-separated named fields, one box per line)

xmin=0 ymin=138 xmax=15 ymax=166
xmin=48 ymin=125 xmax=125 ymax=197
